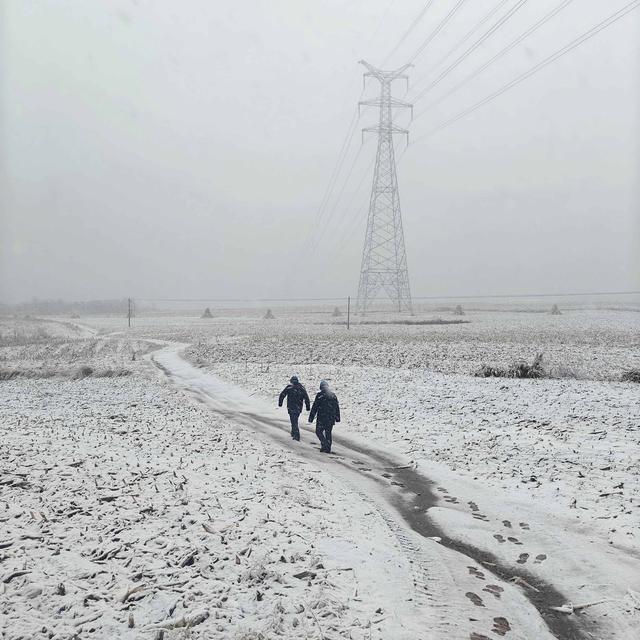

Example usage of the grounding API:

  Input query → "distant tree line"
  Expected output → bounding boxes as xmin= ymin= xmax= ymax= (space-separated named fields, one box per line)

xmin=0 ymin=298 xmax=130 ymax=316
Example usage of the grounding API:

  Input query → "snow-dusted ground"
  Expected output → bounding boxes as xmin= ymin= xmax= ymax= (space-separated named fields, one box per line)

xmin=205 ymin=361 xmax=639 ymax=546
xmin=178 ymin=307 xmax=640 ymax=637
xmin=0 ymin=334 xmax=425 ymax=639
xmin=2 ymin=308 xmax=639 ymax=639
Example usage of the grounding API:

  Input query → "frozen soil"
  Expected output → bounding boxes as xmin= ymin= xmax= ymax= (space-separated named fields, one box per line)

xmin=0 ymin=336 xmax=421 ymax=639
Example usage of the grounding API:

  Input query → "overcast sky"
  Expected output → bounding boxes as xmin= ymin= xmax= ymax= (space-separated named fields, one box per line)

xmin=1 ymin=0 xmax=639 ymax=304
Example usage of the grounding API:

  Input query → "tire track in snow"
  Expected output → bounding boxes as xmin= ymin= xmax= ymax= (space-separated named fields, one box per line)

xmin=151 ymin=343 xmax=593 ymax=640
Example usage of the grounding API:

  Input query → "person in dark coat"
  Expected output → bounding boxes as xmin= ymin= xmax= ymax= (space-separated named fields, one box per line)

xmin=278 ymin=376 xmax=310 ymax=441
xmin=308 ymin=380 xmax=341 ymax=453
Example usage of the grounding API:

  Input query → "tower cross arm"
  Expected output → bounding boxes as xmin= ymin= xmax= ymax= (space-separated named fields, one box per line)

xmin=359 ymin=97 xmax=412 ymax=109
xmin=358 ymin=59 xmax=413 ymax=81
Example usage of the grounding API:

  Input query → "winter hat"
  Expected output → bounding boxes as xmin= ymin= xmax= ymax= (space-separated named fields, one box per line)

xmin=319 ymin=379 xmax=329 ymax=390
xmin=290 ymin=376 xmax=299 ymax=384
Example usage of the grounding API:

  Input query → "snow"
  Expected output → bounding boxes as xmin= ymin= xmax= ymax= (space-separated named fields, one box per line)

xmin=0 ymin=333 xmax=425 ymax=639
xmin=1 ymin=308 xmax=639 ymax=639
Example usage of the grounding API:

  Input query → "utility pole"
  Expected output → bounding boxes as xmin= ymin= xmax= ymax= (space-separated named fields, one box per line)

xmin=356 ymin=60 xmax=413 ymax=315
xmin=128 ymin=297 xmax=132 ymax=328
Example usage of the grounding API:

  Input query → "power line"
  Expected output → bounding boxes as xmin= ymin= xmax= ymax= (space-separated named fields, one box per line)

xmin=408 ymin=0 xmax=472 ymax=64
xmin=412 ymin=290 xmax=640 ymax=300
xmin=331 ymin=201 xmax=369 ymax=259
xmin=381 ymin=0 xmax=436 ymax=66
xmin=410 ymin=0 xmax=640 ymax=144
xmin=413 ymin=0 xmax=575 ymax=121
xmin=409 ymin=0 xmax=511 ymax=94
xmin=310 ymin=107 xmax=360 ymax=229
xmin=327 ymin=156 xmax=376 ymax=247
xmin=368 ymin=0 xmax=400 ymax=47
xmin=409 ymin=0 xmax=530 ymax=104
xmin=133 ymin=290 xmax=640 ymax=304
xmin=310 ymin=142 xmax=367 ymax=249
xmin=136 ymin=296 xmax=351 ymax=303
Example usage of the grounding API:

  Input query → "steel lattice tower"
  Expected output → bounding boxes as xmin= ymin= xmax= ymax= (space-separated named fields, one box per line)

xmin=356 ymin=60 xmax=413 ymax=315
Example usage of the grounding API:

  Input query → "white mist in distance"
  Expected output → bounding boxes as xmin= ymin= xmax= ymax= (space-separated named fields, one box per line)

xmin=1 ymin=0 xmax=638 ymax=303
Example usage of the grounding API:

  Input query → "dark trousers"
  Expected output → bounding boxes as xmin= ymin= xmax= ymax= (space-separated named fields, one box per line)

xmin=289 ymin=411 xmax=300 ymax=440
xmin=316 ymin=424 xmax=333 ymax=452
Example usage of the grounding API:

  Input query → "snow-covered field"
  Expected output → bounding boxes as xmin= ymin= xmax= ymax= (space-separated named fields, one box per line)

xmin=1 ymin=320 xmax=429 ymax=639
xmin=1 ymin=307 xmax=639 ymax=639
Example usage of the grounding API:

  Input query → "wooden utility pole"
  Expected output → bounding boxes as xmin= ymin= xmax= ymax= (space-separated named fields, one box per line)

xmin=347 ymin=296 xmax=351 ymax=330
xmin=128 ymin=297 xmax=132 ymax=328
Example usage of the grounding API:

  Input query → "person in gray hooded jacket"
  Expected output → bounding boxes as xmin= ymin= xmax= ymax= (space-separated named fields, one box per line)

xmin=308 ymin=380 xmax=341 ymax=453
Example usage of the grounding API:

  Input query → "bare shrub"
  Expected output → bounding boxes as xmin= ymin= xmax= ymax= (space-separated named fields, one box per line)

xmin=94 ymin=368 xmax=132 ymax=378
xmin=476 ymin=353 xmax=546 ymax=379
xmin=622 ymin=369 xmax=640 ymax=383
xmin=73 ymin=365 xmax=94 ymax=379
xmin=0 ymin=366 xmax=131 ymax=381
xmin=0 ymin=368 xmax=59 ymax=381
xmin=453 ymin=304 xmax=465 ymax=316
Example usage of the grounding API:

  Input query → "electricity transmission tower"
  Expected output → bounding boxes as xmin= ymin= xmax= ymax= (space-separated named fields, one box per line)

xmin=356 ymin=60 xmax=413 ymax=315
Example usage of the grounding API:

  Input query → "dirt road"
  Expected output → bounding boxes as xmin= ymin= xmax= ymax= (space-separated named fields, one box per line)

xmin=152 ymin=342 xmax=633 ymax=640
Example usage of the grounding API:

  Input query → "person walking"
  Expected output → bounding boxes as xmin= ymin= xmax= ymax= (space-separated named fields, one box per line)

xmin=278 ymin=376 xmax=310 ymax=441
xmin=309 ymin=380 xmax=341 ymax=453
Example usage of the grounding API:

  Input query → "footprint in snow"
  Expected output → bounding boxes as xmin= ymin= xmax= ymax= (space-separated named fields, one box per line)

xmin=472 ymin=513 xmax=489 ymax=521
xmin=507 ymin=536 xmax=523 ymax=545
xmin=483 ymin=584 xmax=504 ymax=599
xmin=493 ymin=534 xmax=506 ymax=543
xmin=517 ymin=553 xmax=529 ymax=565
xmin=519 ymin=522 xmax=530 ymax=530
xmin=468 ymin=501 xmax=479 ymax=512
xmin=534 ymin=554 xmax=547 ymax=564
xmin=493 ymin=617 xmax=511 ymax=636
xmin=502 ymin=519 xmax=512 ymax=528
xmin=436 ymin=486 xmax=447 ymax=492
xmin=467 ymin=566 xmax=485 ymax=580
xmin=465 ymin=592 xmax=485 ymax=607
xmin=470 ymin=634 xmax=491 ymax=640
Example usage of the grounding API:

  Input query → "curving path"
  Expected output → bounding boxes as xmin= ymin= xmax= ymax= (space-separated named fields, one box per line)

xmin=150 ymin=342 xmax=638 ymax=640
